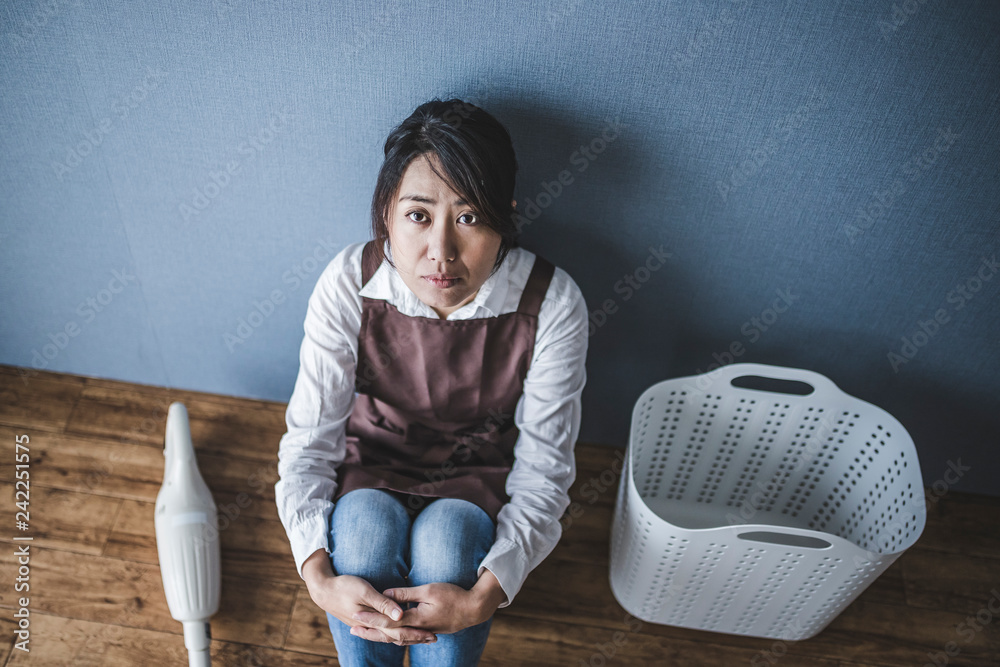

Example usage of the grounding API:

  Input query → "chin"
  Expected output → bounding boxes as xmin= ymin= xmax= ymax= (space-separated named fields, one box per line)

xmin=422 ymin=290 xmax=469 ymax=310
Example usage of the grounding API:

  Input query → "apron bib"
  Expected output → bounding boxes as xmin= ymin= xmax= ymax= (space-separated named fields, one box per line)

xmin=333 ymin=240 xmax=555 ymax=521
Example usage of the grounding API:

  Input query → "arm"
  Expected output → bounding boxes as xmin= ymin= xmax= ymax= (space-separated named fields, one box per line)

xmin=477 ymin=274 xmax=589 ymax=608
xmin=274 ymin=245 xmax=361 ymax=581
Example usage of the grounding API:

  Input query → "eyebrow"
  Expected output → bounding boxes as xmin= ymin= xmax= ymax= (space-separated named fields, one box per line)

xmin=398 ymin=193 xmax=469 ymax=206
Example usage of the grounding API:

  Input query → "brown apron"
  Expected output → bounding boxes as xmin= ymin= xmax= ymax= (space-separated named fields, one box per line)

xmin=332 ymin=240 xmax=555 ymax=522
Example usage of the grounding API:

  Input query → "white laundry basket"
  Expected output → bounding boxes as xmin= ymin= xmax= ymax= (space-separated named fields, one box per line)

xmin=609 ymin=363 xmax=926 ymax=641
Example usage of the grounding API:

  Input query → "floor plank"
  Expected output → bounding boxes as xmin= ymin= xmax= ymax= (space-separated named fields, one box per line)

xmin=64 ymin=381 xmax=287 ymax=465
xmin=479 ymin=614 xmax=844 ymax=667
xmin=0 ymin=546 xmax=297 ymax=649
xmin=0 ymin=484 xmax=121 ymax=556
xmin=0 ymin=429 xmax=281 ymax=518
xmin=1 ymin=365 xmax=998 ymax=666
xmin=0 ymin=365 xmax=85 ymax=433
xmin=104 ymin=497 xmax=299 ymax=585
xmin=918 ymin=490 xmax=1000 ymax=560
xmin=900 ymin=548 xmax=1000 ymax=615
xmin=0 ymin=612 xmax=337 ymax=666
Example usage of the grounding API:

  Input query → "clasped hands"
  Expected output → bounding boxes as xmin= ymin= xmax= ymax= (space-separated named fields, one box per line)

xmin=310 ymin=571 xmax=506 ymax=646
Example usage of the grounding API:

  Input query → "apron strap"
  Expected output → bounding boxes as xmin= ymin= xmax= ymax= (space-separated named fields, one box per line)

xmin=361 ymin=240 xmax=381 ymax=287
xmin=516 ymin=255 xmax=555 ymax=317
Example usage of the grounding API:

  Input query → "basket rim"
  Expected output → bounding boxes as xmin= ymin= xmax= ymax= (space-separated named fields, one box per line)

xmin=625 ymin=364 xmax=928 ymax=554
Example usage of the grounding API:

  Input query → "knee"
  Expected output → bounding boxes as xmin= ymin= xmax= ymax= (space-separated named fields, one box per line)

xmin=329 ymin=489 xmax=409 ymax=581
xmin=409 ymin=499 xmax=495 ymax=587
xmin=410 ymin=550 xmax=480 ymax=589
xmin=330 ymin=544 xmax=399 ymax=582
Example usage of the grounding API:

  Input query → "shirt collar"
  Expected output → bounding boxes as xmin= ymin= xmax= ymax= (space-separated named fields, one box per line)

xmin=358 ymin=241 xmax=511 ymax=320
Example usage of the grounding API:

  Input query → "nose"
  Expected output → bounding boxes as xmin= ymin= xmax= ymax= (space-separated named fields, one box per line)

xmin=426 ymin=219 xmax=457 ymax=264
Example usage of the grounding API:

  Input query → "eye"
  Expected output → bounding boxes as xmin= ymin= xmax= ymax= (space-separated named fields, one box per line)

xmin=458 ymin=213 xmax=478 ymax=225
xmin=407 ymin=210 xmax=428 ymax=223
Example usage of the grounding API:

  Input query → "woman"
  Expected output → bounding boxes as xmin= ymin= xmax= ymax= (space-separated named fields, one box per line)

xmin=275 ymin=98 xmax=589 ymax=666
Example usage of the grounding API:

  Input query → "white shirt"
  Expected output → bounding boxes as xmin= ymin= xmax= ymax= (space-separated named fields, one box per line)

xmin=274 ymin=240 xmax=589 ymax=608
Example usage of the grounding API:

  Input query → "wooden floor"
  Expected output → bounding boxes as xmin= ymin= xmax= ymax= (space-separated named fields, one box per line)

xmin=0 ymin=364 xmax=998 ymax=666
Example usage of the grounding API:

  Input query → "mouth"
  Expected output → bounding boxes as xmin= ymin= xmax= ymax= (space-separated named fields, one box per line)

xmin=423 ymin=274 xmax=461 ymax=289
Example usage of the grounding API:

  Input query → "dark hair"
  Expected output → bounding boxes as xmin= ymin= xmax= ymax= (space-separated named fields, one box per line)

xmin=370 ymin=98 xmax=519 ymax=274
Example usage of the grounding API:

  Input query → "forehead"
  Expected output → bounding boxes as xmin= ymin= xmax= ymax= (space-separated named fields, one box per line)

xmin=398 ymin=153 xmax=463 ymax=201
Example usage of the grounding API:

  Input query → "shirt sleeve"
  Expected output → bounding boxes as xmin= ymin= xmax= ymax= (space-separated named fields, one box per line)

xmin=477 ymin=269 xmax=589 ymax=607
xmin=274 ymin=243 xmax=364 ymax=580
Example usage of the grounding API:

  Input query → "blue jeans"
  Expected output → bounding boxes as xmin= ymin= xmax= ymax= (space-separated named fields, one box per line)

xmin=326 ymin=488 xmax=496 ymax=667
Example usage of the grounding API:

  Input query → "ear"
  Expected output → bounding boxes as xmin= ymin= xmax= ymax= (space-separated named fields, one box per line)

xmin=511 ymin=199 xmax=517 ymax=208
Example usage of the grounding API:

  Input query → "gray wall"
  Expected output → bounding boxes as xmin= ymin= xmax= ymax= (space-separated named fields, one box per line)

xmin=1 ymin=1 xmax=997 ymax=495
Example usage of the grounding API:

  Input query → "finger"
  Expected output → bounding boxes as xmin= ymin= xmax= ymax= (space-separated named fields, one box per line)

xmin=382 ymin=584 xmax=431 ymax=604
xmin=370 ymin=623 xmax=437 ymax=644
xmin=361 ymin=588 xmax=404 ymax=622
xmin=351 ymin=624 xmax=437 ymax=645
xmin=356 ymin=606 xmax=429 ymax=629
xmin=350 ymin=625 xmax=395 ymax=643
xmin=383 ymin=625 xmax=435 ymax=643
xmin=353 ymin=610 xmax=402 ymax=628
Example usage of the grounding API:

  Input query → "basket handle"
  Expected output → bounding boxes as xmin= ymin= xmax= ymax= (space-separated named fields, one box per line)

xmin=735 ymin=530 xmax=832 ymax=550
xmin=702 ymin=363 xmax=842 ymax=401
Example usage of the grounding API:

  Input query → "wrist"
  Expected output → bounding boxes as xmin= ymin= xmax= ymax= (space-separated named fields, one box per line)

xmin=302 ymin=549 xmax=335 ymax=591
xmin=470 ymin=569 xmax=507 ymax=622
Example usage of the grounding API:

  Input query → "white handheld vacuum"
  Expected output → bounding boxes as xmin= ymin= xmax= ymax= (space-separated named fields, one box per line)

xmin=154 ymin=402 xmax=222 ymax=667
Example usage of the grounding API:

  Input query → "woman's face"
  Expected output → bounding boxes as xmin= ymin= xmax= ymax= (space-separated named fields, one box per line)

xmin=387 ymin=152 xmax=503 ymax=319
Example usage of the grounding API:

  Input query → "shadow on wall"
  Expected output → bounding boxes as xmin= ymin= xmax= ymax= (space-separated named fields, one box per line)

xmin=476 ymin=92 xmax=689 ymax=442
xmin=875 ymin=363 xmax=999 ymax=494
xmin=428 ymin=88 xmax=998 ymax=495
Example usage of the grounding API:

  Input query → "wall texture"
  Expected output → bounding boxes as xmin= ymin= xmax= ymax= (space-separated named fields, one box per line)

xmin=1 ymin=1 xmax=997 ymax=494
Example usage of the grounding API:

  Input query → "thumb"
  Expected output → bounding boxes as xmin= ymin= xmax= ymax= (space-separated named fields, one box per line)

xmin=362 ymin=588 xmax=403 ymax=622
xmin=382 ymin=585 xmax=428 ymax=604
